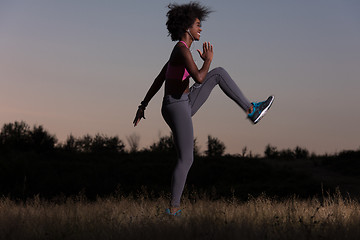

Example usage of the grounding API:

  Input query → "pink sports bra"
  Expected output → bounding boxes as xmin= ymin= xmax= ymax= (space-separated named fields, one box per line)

xmin=165 ymin=41 xmax=190 ymax=81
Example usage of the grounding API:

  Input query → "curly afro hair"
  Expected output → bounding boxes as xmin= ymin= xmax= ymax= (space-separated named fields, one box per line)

xmin=166 ymin=2 xmax=212 ymax=41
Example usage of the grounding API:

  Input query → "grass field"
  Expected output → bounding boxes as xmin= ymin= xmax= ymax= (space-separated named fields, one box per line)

xmin=1 ymin=191 xmax=359 ymax=240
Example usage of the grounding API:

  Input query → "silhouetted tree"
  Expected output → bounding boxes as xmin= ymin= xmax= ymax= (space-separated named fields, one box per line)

xmin=279 ymin=148 xmax=296 ymax=160
xmin=337 ymin=149 xmax=360 ymax=160
xmin=30 ymin=125 xmax=57 ymax=152
xmin=126 ymin=133 xmax=140 ymax=153
xmin=0 ymin=121 xmax=31 ymax=151
xmin=264 ymin=144 xmax=279 ymax=159
xmin=91 ymin=134 xmax=124 ymax=153
xmin=241 ymin=146 xmax=248 ymax=158
xmin=0 ymin=121 xmax=57 ymax=152
xmin=149 ymin=134 xmax=175 ymax=153
xmin=62 ymin=133 xmax=125 ymax=153
xmin=294 ymin=146 xmax=309 ymax=159
xmin=193 ymin=137 xmax=201 ymax=157
xmin=205 ymin=135 xmax=225 ymax=157
xmin=148 ymin=133 xmax=200 ymax=156
xmin=78 ymin=134 xmax=93 ymax=152
xmin=265 ymin=145 xmax=310 ymax=160
xmin=63 ymin=134 xmax=78 ymax=152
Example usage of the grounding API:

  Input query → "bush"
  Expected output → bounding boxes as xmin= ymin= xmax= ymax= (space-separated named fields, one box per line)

xmin=264 ymin=144 xmax=279 ymax=159
xmin=264 ymin=145 xmax=309 ymax=160
xmin=0 ymin=121 xmax=57 ymax=153
xmin=148 ymin=133 xmax=201 ymax=156
xmin=62 ymin=134 xmax=125 ymax=153
xmin=149 ymin=134 xmax=175 ymax=154
xmin=205 ymin=135 xmax=225 ymax=157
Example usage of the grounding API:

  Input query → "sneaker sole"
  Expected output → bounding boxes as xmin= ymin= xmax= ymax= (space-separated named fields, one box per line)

xmin=253 ymin=96 xmax=274 ymax=124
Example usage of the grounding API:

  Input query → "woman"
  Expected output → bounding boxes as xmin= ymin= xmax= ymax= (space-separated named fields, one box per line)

xmin=133 ymin=2 xmax=274 ymax=216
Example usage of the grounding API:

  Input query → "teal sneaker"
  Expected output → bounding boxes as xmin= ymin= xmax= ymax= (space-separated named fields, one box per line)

xmin=248 ymin=96 xmax=274 ymax=124
xmin=165 ymin=208 xmax=182 ymax=216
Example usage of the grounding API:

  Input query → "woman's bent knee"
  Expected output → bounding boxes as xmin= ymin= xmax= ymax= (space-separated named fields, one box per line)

xmin=213 ymin=66 xmax=226 ymax=74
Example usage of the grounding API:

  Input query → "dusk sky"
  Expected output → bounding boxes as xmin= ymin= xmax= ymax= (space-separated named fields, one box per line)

xmin=1 ymin=0 xmax=359 ymax=155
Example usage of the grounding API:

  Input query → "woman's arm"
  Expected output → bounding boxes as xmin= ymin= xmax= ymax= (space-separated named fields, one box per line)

xmin=181 ymin=42 xmax=213 ymax=84
xmin=141 ymin=62 xmax=168 ymax=107
xmin=133 ymin=62 xmax=168 ymax=127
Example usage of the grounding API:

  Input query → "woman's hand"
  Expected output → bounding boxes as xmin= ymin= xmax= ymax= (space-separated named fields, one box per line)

xmin=133 ymin=108 xmax=145 ymax=127
xmin=197 ymin=42 xmax=213 ymax=62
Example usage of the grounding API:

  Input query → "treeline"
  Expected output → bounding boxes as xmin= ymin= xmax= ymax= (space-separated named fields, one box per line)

xmin=0 ymin=121 xmax=227 ymax=156
xmin=0 ymin=121 xmax=359 ymax=201
xmin=1 ymin=121 xmax=356 ymax=159
xmin=0 ymin=121 xmax=125 ymax=154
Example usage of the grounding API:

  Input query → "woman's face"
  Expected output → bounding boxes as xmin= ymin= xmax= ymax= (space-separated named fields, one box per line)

xmin=188 ymin=18 xmax=202 ymax=41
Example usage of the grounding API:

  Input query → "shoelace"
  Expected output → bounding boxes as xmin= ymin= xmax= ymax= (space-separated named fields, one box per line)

xmin=252 ymin=101 xmax=263 ymax=108
xmin=250 ymin=101 xmax=263 ymax=114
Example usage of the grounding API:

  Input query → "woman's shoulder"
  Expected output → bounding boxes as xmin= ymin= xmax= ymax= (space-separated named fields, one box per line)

xmin=170 ymin=42 xmax=189 ymax=62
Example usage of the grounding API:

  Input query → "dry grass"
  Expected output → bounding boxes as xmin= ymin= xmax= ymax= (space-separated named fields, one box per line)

xmin=0 ymin=192 xmax=359 ymax=240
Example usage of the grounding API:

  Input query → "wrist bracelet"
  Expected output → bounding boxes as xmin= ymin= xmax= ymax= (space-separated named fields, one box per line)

xmin=140 ymin=101 xmax=148 ymax=108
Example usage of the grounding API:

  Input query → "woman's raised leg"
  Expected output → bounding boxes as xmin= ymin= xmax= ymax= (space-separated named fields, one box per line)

xmin=189 ymin=67 xmax=252 ymax=116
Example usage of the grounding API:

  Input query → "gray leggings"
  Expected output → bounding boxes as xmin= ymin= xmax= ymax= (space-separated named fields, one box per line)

xmin=161 ymin=67 xmax=252 ymax=207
